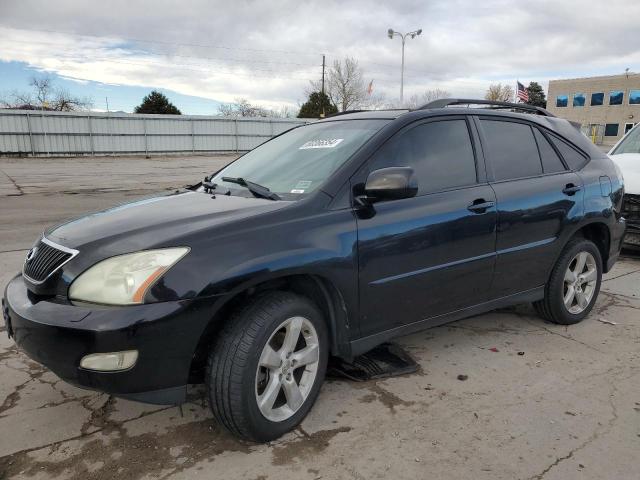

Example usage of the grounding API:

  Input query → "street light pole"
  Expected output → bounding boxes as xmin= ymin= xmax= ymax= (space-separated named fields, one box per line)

xmin=400 ymin=35 xmax=405 ymax=104
xmin=388 ymin=28 xmax=422 ymax=106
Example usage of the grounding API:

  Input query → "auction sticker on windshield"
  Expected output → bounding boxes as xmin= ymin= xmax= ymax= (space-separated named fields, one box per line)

xmin=299 ymin=138 xmax=344 ymax=149
xmin=290 ymin=180 xmax=312 ymax=194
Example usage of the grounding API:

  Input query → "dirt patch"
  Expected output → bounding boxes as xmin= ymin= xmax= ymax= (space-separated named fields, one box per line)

xmin=0 ymin=345 xmax=20 ymax=363
xmin=271 ymin=426 xmax=351 ymax=466
xmin=358 ymin=383 xmax=415 ymax=413
xmin=0 ymin=418 xmax=251 ymax=480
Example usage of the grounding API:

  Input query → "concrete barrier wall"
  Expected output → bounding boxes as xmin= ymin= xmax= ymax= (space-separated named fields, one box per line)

xmin=0 ymin=109 xmax=307 ymax=156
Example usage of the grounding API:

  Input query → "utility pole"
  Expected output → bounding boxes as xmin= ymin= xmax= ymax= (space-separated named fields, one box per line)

xmin=105 ymin=97 xmax=110 ymax=112
xmin=321 ymin=54 xmax=326 ymax=118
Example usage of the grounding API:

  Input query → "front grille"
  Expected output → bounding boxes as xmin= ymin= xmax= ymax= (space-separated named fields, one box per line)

xmin=23 ymin=238 xmax=76 ymax=283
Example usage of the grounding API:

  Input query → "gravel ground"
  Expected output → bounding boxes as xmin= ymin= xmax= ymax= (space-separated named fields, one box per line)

xmin=0 ymin=155 xmax=639 ymax=480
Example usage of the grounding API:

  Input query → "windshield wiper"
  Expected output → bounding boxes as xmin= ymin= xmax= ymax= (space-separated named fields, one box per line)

xmin=221 ymin=177 xmax=281 ymax=200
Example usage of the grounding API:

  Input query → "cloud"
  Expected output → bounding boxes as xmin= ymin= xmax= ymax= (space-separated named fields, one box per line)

xmin=1 ymin=0 xmax=639 ymax=107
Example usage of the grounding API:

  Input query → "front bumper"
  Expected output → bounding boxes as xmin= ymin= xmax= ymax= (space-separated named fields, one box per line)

xmin=623 ymin=223 xmax=640 ymax=251
xmin=2 ymin=275 xmax=215 ymax=404
xmin=622 ymin=194 xmax=640 ymax=251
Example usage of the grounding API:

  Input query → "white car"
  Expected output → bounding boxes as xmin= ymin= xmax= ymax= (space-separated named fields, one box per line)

xmin=609 ymin=124 xmax=640 ymax=249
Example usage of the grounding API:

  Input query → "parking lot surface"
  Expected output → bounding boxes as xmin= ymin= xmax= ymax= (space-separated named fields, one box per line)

xmin=1 ymin=156 xmax=639 ymax=480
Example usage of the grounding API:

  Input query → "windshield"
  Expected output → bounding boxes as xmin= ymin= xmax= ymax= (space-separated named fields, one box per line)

xmin=210 ymin=119 xmax=389 ymax=199
xmin=612 ymin=125 xmax=640 ymax=155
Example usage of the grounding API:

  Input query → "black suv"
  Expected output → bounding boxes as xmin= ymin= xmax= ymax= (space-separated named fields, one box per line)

xmin=2 ymin=99 xmax=626 ymax=441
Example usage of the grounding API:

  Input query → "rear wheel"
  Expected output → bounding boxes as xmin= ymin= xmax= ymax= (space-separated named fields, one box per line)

xmin=533 ymin=238 xmax=602 ymax=325
xmin=206 ymin=291 xmax=328 ymax=442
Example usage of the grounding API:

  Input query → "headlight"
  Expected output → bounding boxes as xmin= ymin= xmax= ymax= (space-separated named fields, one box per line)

xmin=69 ymin=247 xmax=189 ymax=305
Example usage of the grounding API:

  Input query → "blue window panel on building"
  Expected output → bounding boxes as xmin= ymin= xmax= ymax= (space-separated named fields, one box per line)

xmin=573 ymin=93 xmax=585 ymax=107
xmin=556 ymin=95 xmax=568 ymax=107
xmin=591 ymin=92 xmax=604 ymax=106
xmin=630 ymin=90 xmax=640 ymax=105
xmin=609 ymin=91 xmax=624 ymax=105
xmin=605 ymin=123 xmax=619 ymax=136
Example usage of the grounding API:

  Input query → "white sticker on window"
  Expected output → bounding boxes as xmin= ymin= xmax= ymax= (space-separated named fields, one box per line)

xmin=290 ymin=189 xmax=305 ymax=194
xmin=295 ymin=180 xmax=312 ymax=189
xmin=299 ymin=138 xmax=344 ymax=149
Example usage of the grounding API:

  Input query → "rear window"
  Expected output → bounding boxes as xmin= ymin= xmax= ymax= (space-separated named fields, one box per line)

xmin=480 ymin=120 xmax=542 ymax=181
xmin=548 ymin=134 xmax=588 ymax=170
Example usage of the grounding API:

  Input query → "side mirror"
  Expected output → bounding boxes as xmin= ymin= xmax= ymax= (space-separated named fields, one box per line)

xmin=358 ymin=167 xmax=418 ymax=204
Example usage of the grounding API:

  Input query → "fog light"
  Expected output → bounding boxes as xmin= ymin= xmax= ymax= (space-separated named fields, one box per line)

xmin=80 ymin=350 xmax=138 ymax=371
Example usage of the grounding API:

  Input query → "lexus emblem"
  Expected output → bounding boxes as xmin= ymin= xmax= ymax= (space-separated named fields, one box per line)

xmin=26 ymin=247 xmax=38 ymax=263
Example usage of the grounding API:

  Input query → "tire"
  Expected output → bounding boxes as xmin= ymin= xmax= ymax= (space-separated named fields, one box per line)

xmin=206 ymin=291 xmax=329 ymax=442
xmin=533 ymin=238 xmax=602 ymax=325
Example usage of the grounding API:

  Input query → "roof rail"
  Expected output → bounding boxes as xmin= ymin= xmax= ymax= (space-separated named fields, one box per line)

xmin=324 ymin=108 xmax=409 ymax=118
xmin=325 ymin=110 xmax=368 ymax=118
xmin=415 ymin=98 xmax=555 ymax=117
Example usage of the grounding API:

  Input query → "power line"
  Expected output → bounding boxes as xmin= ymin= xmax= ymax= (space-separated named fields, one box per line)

xmin=3 ymin=37 xmax=321 ymax=68
xmin=0 ymin=25 xmax=325 ymax=57
xmin=2 ymin=27 xmax=439 ymax=79
xmin=5 ymin=41 xmax=427 ymax=84
xmin=6 ymin=45 xmax=320 ymax=81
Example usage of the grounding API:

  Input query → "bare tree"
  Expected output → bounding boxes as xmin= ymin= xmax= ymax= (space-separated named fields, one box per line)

xmin=50 ymin=87 xmax=92 ymax=111
xmin=421 ymin=88 xmax=452 ymax=103
xmin=485 ymin=83 xmax=514 ymax=102
xmin=270 ymin=104 xmax=298 ymax=118
xmin=30 ymin=76 xmax=53 ymax=106
xmin=218 ymin=98 xmax=296 ymax=118
xmin=361 ymin=91 xmax=389 ymax=110
xmin=325 ymin=57 xmax=367 ymax=111
xmin=218 ymin=98 xmax=267 ymax=117
xmin=1 ymin=76 xmax=92 ymax=111
xmin=403 ymin=88 xmax=452 ymax=109
xmin=9 ymin=89 xmax=35 ymax=108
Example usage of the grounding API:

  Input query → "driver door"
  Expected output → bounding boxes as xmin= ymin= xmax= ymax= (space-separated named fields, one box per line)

xmin=354 ymin=117 xmax=497 ymax=338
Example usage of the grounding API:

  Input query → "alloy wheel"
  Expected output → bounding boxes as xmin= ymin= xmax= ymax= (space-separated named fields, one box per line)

xmin=255 ymin=316 xmax=320 ymax=422
xmin=562 ymin=251 xmax=598 ymax=314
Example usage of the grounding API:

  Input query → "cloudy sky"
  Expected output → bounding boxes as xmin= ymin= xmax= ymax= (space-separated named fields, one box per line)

xmin=0 ymin=0 xmax=638 ymax=114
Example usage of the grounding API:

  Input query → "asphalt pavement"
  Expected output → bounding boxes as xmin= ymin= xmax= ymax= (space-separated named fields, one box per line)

xmin=1 ymin=155 xmax=639 ymax=480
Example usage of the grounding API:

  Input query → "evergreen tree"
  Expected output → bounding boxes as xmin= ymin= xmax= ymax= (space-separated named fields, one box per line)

xmin=134 ymin=91 xmax=181 ymax=114
xmin=525 ymin=82 xmax=547 ymax=108
xmin=298 ymin=91 xmax=338 ymax=118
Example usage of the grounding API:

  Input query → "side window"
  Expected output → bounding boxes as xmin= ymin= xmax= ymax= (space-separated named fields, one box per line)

xmin=533 ymin=129 xmax=566 ymax=173
xmin=548 ymin=134 xmax=588 ymax=170
xmin=480 ymin=120 xmax=542 ymax=181
xmin=369 ymin=119 xmax=477 ymax=194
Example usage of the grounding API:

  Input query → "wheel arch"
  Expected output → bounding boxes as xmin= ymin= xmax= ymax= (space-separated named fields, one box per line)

xmin=546 ymin=220 xmax=611 ymax=285
xmin=188 ymin=273 xmax=352 ymax=382
xmin=569 ymin=220 xmax=611 ymax=271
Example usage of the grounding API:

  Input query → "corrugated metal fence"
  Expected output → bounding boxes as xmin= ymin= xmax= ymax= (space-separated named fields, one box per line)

xmin=0 ymin=109 xmax=307 ymax=156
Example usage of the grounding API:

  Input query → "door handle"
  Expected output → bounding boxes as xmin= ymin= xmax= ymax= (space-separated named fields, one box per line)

xmin=562 ymin=183 xmax=582 ymax=196
xmin=467 ymin=199 xmax=495 ymax=213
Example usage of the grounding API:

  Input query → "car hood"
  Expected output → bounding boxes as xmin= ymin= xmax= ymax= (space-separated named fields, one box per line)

xmin=46 ymin=190 xmax=292 ymax=251
xmin=610 ymin=153 xmax=640 ymax=194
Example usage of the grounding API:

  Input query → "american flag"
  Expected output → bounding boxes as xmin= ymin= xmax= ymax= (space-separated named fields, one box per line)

xmin=517 ymin=81 xmax=529 ymax=102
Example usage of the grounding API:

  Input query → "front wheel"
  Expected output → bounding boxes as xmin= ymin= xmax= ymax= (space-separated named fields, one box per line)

xmin=206 ymin=291 xmax=328 ymax=442
xmin=533 ymin=238 xmax=602 ymax=325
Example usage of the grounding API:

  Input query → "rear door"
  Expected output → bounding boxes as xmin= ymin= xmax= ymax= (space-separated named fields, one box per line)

xmin=476 ymin=117 xmax=584 ymax=298
xmin=355 ymin=117 xmax=497 ymax=338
